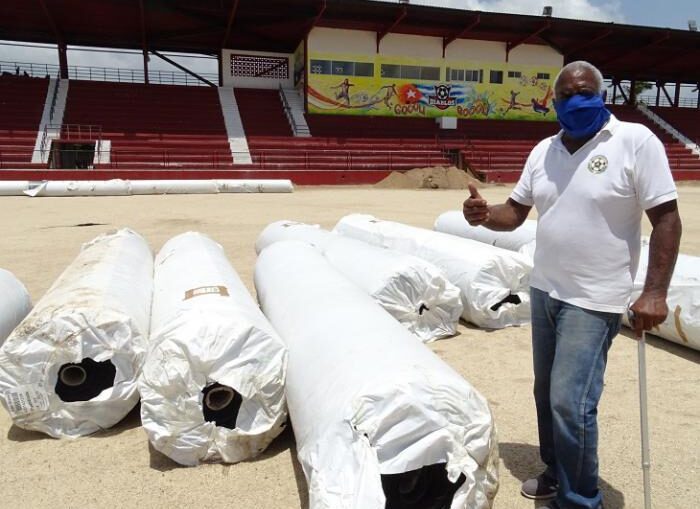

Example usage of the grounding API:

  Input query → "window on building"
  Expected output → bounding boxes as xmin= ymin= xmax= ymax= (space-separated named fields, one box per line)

xmin=465 ymin=69 xmax=481 ymax=82
xmin=310 ymin=60 xmax=331 ymax=75
xmin=400 ymin=65 xmax=421 ymax=79
xmin=381 ymin=64 xmax=401 ymax=78
xmin=332 ymin=61 xmax=354 ymax=75
xmin=354 ymin=62 xmax=375 ymax=77
xmin=490 ymin=70 xmax=504 ymax=84
xmin=537 ymin=72 xmax=551 ymax=80
xmin=420 ymin=66 xmax=441 ymax=80
xmin=507 ymin=71 xmax=522 ymax=78
xmin=448 ymin=68 xmax=464 ymax=82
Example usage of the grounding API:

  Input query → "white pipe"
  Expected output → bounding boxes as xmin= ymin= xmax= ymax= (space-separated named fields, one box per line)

xmin=256 ymin=221 xmax=463 ymax=342
xmin=335 ymin=214 xmax=532 ymax=329
xmin=0 ymin=269 xmax=32 ymax=345
xmin=139 ymin=232 xmax=287 ymax=466
xmin=434 ymin=211 xmax=537 ymax=252
xmin=0 ymin=179 xmax=294 ymax=197
xmin=254 ymin=241 xmax=498 ymax=509
xmin=0 ymin=229 xmax=153 ymax=438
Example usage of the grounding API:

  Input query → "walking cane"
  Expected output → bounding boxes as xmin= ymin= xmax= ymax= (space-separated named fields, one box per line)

xmin=628 ymin=310 xmax=652 ymax=509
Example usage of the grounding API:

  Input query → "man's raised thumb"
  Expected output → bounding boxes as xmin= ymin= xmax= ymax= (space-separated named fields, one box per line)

xmin=468 ymin=184 xmax=482 ymax=199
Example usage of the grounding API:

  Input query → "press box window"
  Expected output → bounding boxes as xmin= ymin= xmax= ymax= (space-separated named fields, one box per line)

xmin=490 ymin=70 xmax=503 ymax=84
xmin=420 ymin=67 xmax=441 ymax=80
xmin=465 ymin=70 xmax=482 ymax=82
xmin=381 ymin=64 xmax=401 ymax=78
xmin=354 ymin=62 xmax=375 ymax=77
xmin=310 ymin=60 xmax=331 ymax=75
xmin=537 ymin=72 xmax=551 ymax=80
xmin=507 ymin=71 xmax=522 ymax=79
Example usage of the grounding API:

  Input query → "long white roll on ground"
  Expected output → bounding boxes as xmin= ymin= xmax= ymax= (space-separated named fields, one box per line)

xmin=0 ymin=229 xmax=153 ymax=438
xmin=0 ymin=181 xmax=32 ymax=196
xmin=335 ymin=214 xmax=532 ymax=329
xmin=624 ymin=239 xmax=700 ymax=350
xmin=139 ymin=232 xmax=288 ymax=466
xmin=255 ymin=220 xmax=463 ymax=342
xmin=434 ymin=211 xmax=537 ymax=254
xmin=15 ymin=179 xmax=293 ymax=197
xmin=0 ymin=269 xmax=32 ymax=345
xmin=255 ymin=241 xmax=498 ymax=509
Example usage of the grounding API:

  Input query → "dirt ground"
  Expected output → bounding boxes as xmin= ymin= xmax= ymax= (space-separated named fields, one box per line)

xmin=0 ymin=184 xmax=698 ymax=509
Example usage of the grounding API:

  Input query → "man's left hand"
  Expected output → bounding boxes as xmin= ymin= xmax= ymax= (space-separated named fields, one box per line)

xmin=629 ymin=291 xmax=668 ymax=338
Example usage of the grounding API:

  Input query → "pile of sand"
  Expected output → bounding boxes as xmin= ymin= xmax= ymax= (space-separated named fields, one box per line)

xmin=375 ymin=166 xmax=484 ymax=190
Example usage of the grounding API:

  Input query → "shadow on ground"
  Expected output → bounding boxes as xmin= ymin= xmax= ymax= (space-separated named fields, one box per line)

xmin=500 ymin=442 xmax=625 ymax=509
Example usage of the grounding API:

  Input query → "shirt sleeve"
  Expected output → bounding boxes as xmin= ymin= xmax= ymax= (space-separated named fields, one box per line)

xmin=510 ymin=156 xmax=534 ymax=207
xmin=634 ymin=134 xmax=678 ymax=210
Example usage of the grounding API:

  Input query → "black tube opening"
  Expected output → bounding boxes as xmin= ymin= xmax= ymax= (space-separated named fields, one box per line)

xmin=55 ymin=358 xmax=116 ymax=402
xmin=382 ymin=463 xmax=466 ymax=509
xmin=417 ymin=303 xmax=430 ymax=316
xmin=490 ymin=293 xmax=522 ymax=311
xmin=202 ymin=382 xmax=242 ymax=430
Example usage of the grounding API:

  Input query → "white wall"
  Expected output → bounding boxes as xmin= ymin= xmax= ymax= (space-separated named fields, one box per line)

xmin=221 ymin=49 xmax=294 ymax=89
xmin=509 ymin=44 xmax=563 ymax=67
xmin=309 ymin=28 xmax=375 ymax=55
xmin=309 ymin=27 xmax=563 ymax=68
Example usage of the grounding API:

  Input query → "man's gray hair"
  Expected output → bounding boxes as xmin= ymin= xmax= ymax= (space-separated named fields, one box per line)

xmin=554 ymin=61 xmax=605 ymax=95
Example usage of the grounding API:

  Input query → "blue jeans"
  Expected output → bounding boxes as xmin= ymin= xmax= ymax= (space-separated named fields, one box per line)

xmin=530 ymin=287 xmax=622 ymax=509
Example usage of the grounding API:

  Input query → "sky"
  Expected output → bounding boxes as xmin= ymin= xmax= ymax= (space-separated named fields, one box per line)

xmin=0 ymin=0 xmax=698 ymax=78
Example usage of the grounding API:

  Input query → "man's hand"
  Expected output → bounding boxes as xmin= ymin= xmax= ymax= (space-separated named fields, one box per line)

xmin=629 ymin=291 xmax=668 ymax=338
xmin=463 ymin=184 xmax=490 ymax=226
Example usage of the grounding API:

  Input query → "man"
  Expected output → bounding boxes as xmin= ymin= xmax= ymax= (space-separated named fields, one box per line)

xmin=463 ymin=61 xmax=681 ymax=509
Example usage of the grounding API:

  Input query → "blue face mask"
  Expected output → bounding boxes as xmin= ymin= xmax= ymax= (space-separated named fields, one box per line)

xmin=553 ymin=93 xmax=611 ymax=139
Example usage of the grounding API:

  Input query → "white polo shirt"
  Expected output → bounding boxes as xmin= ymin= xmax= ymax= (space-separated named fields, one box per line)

xmin=511 ymin=114 xmax=678 ymax=313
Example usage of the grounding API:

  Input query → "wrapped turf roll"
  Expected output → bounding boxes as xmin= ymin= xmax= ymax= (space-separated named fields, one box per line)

xmin=335 ymin=214 xmax=532 ymax=329
xmin=434 ymin=211 xmax=537 ymax=254
xmin=256 ymin=220 xmax=462 ymax=342
xmin=624 ymin=239 xmax=700 ymax=350
xmin=0 ymin=229 xmax=153 ymax=438
xmin=139 ymin=232 xmax=287 ymax=466
xmin=0 ymin=269 xmax=32 ymax=345
xmin=255 ymin=241 xmax=498 ymax=509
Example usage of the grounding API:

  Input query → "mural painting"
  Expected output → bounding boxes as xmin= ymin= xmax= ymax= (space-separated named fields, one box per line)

xmin=307 ymin=52 xmax=558 ymax=121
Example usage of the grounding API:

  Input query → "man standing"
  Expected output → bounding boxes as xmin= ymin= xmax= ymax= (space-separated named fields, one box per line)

xmin=463 ymin=61 xmax=681 ymax=509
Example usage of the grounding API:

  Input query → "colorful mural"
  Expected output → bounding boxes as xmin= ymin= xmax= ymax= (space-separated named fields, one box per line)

xmin=307 ymin=53 xmax=558 ymax=121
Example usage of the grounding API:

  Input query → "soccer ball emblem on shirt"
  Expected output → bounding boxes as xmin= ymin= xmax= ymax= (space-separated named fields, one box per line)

xmin=588 ymin=155 xmax=608 ymax=174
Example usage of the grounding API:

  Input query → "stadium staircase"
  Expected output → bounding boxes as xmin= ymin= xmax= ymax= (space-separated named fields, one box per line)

xmin=0 ymin=74 xmax=50 ymax=169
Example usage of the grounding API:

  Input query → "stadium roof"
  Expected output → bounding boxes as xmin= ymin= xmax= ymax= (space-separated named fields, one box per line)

xmin=2 ymin=0 xmax=699 ymax=83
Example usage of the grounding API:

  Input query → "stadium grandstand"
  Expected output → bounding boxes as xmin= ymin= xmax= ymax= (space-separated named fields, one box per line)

xmin=1 ymin=0 xmax=700 ymax=184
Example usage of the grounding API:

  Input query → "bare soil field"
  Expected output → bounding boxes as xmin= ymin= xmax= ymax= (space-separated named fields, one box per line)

xmin=0 ymin=184 xmax=698 ymax=509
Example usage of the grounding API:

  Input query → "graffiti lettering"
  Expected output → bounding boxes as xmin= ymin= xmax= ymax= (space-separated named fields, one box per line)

xmin=457 ymin=102 xmax=490 ymax=117
xmin=394 ymin=103 xmax=426 ymax=116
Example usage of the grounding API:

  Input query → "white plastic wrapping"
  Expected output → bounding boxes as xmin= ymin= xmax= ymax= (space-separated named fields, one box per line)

xmin=0 ymin=229 xmax=153 ymax=438
xmin=624 ymin=239 xmax=700 ymax=350
xmin=255 ymin=241 xmax=498 ymax=509
xmin=256 ymin=220 xmax=463 ymax=342
xmin=16 ymin=179 xmax=293 ymax=197
xmin=434 ymin=211 xmax=537 ymax=253
xmin=0 ymin=181 xmax=32 ymax=196
xmin=335 ymin=214 xmax=532 ymax=329
xmin=0 ymin=269 xmax=32 ymax=345
xmin=139 ymin=232 xmax=287 ymax=466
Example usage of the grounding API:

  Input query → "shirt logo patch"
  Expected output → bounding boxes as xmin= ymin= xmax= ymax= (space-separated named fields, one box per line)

xmin=588 ymin=155 xmax=608 ymax=174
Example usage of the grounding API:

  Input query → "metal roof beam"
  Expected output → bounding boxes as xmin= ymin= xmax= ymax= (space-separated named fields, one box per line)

xmin=506 ymin=20 xmax=550 ymax=62
xmin=563 ymin=28 xmax=614 ymax=59
xmin=37 ymin=0 xmax=64 ymax=44
xmin=305 ymin=0 xmax=327 ymax=37
xmin=597 ymin=32 xmax=670 ymax=67
xmin=442 ymin=14 xmax=480 ymax=57
xmin=139 ymin=0 xmax=149 ymax=84
xmin=376 ymin=6 xmax=407 ymax=53
xmin=222 ymin=0 xmax=240 ymax=49
xmin=151 ymin=50 xmax=216 ymax=86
